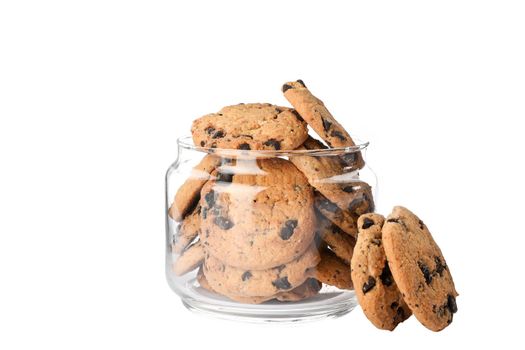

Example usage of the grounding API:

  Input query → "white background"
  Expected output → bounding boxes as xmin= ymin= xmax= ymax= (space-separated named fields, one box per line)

xmin=1 ymin=1 xmax=524 ymax=348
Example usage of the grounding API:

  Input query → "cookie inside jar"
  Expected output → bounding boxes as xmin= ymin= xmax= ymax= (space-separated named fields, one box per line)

xmin=169 ymin=137 xmax=374 ymax=304
xmin=167 ymin=80 xmax=375 ymax=306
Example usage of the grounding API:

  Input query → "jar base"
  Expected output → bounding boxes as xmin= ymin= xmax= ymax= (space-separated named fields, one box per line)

xmin=178 ymin=276 xmax=357 ymax=323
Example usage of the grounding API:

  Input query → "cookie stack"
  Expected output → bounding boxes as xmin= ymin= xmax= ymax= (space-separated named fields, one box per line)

xmin=168 ymin=80 xmax=458 ymax=331
xmin=170 ymin=81 xmax=371 ymax=302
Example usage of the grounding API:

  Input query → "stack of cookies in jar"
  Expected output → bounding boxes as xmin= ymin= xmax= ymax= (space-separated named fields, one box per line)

xmin=169 ymin=80 xmax=371 ymax=303
xmin=168 ymin=80 xmax=458 ymax=331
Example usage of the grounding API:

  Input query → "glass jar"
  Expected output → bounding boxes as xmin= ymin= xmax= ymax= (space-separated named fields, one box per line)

xmin=165 ymin=136 xmax=377 ymax=322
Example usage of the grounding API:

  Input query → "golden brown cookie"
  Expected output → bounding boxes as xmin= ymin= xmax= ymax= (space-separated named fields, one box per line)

xmin=173 ymin=241 xmax=204 ymax=276
xmin=314 ymin=192 xmax=358 ymax=237
xmin=351 ymin=213 xmax=411 ymax=331
xmin=197 ymin=267 xmax=321 ymax=304
xmin=317 ymin=214 xmax=356 ymax=264
xmin=199 ymin=158 xmax=316 ymax=269
xmin=282 ymin=80 xmax=364 ymax=169
xmin=382 ymin=206 xmax=458 ymax=332
xmin=191 ymin=103 xmax=308 ymax=151
xmin=169 ymin=155 xmax=221 ymax=221
xmin=203 ymin=243 xmax=320 ymax=297
xmin=309 ymin=248 xmax=353 ymax=290
xmin=290 ymin=136 xmax=374 ymax=217
xmin=172 ymin=205 xmax=201 ymax=254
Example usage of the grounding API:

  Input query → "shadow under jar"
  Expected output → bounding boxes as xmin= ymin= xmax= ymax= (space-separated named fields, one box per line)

xmin=165 ymin=136 xmax=377 ymax=323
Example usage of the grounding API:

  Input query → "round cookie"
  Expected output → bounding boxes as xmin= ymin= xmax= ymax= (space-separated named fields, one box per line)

xmin=172 ymin=204 xmax=201 ymax=254
xmin=169 ymin=155 xmax=221 ymax=222
xmin=309 ymin=248 xmax=353 ymax=290
xmin=197 ymin=267 xmax=321 ymax=304
xmin=191 ymin=103 xmax=308 ymax=151
xmin=172 ymin=241 xmax=204 ymax=276
xmin=203 ymin=243 xmax=320 ymax=297
xmin=199 ymin=158 xmax=316 ymax=270
xmin=290 ymin=136 xmax=374 ymax=217
xmin=351 ymin=213 xmax=411 ymax=331
xmin=382 ymin=206 xmax=458 ymax=332
xmin=314 ymin=192 xmax=358 ymax=237
xmin=282 ymin=80 xmax=364 ymax=169
xmin=317 ymin=214 xmax=356 ymax=265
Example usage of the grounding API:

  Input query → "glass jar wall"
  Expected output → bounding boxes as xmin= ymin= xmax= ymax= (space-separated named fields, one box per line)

xmin=165 ymin=136 xmax=377 ymax=322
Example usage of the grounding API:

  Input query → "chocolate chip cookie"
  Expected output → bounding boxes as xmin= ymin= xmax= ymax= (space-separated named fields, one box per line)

xmin=314 ymin=192 xmax=358 ymax=237
xmin=351 ymin=213 xmax=411 ymax=331
xmin=382 ymin=206 xmax=458 ymax=332
xmin=198 ymin=267 xmax=321 ymax=304
xmin=282 ymin=80 xmax=364 ymax=169
xmin=309 ymin=248 xmax=353 ymax=290
xmin=199 ymin=158 xmax=316 ymax=269
xmin=191 ymin=103 xmax=308 ymax=151
xmin=172 ymin=204 xmax=201 ymax=254
xmin=317 ymin=214 xmax=356 ymax=264
xmin=169 ymin=155 xmax=221 ymax=221
xmin=203 ymin=243 xmax=320 ymax=297
xmin=173 ymin=241 xmax=204 ymax=276
xmin=291 ymin=136 xmax=374 ymax=217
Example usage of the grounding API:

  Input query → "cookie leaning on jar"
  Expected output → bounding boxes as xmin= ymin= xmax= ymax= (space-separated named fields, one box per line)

xmin=351 ymin=206 xmax=458 ymax=332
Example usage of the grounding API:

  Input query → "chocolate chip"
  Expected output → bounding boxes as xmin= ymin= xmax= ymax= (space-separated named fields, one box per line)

xmin=318 ymin=199 xmax=338 ymax=213
xmin=212 ymin=130 xmax=225 ymax=139
xmin=434 ymin=256 xmax=447 ymax=276
xmin=390 ymin=302 xmax=399 ymax=310
xmin=322 ymin=118 xmax=332 ymax=132
xmin=394 ymin=307 xmax=406 ymax=323
xmin=205 ymin=127 xmax=215 ymax=134
xmin=419 ymin=219 xmax=425 ymax=230
xmin=341 ymin=153 xmax=357 ymax=164
xmin=239 ymin=134 xmax=253 ymax=139
xmin=447 ymin=294 xmax=458 ymax=314
xmin=276 ymin=264 xmax=286 ymax=272
xmin=387 ymin=218 xmax=399 ymax=223
xmin=379 ymin=263 xmax=393 ymax=286
xmin=280 ymin=219 xmax=298 ymax=240
xmin=200 ymin=141 xmax=205 ymax=147
xmin=204 ymin=190 xmax=216 ymax=208
xmin=241 ymin=271 xmax=252 ymax=281
xmin=418 ymin=261 xmax=433 ymax=284
xmin=272 ymin=276 xmax=291 ymax=290
xmin=201 ymin=207 xmax=208 ymax=219
xmin=296 ymin=79 xmax=306 ymax=87
xmin=371 ymin=238 xmax=382 ymax=246
xmin=214 ymin=216 xmax=234 ymax=230
xmin=238 ymin=143 xmax=251 ymax=150
xmin=362 ymin=276 xmax=376 ymax=294
xmin=342 ymin=185 xmax=354 ymax=193
xmin=217 ymin=172 xmax=233 ymax=183
xmin=282 ymin=84 xmax=293 ymax=93
xmin=330 ymin=130 xmax=347 ymax=141
xmin=348 ymin=197 xmax=365 ymax=213
xmin=361 ymin=217 xmax=374 ymax=229
xmin=263 ymin=138 xmax=281 ymax=150
xmin=291 ymin=109 xmax=304 ymax=122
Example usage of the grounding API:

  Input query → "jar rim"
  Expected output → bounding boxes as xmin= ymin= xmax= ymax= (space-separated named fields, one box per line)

xmin=177 ymin=136 xmax=369 ymax=157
